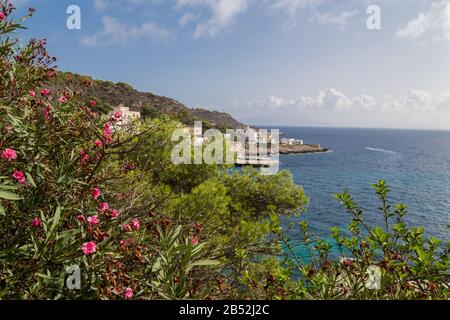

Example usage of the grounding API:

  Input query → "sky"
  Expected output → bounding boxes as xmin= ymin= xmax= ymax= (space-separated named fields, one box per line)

xmin=9 ymin=0 xmax=450 ymax=130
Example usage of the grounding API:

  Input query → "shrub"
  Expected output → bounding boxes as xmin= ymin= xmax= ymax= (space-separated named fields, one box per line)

xmin=275 ymin=181 xmax=449 ymax=300
xmin=0 ymin=1 xmax=218 ymax=299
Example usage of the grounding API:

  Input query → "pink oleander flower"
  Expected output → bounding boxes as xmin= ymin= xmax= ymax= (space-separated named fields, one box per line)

xmin=90 ymin=100 xmax=97 ymax=106
xmin=95 ymin=140 xmax=103 ymax=148
xmin=111 ymin=111 xmax=122 ymax=123
xmin=42 ymin=108 xmax=49 ymax=119
xmin=114 ymin=111 xmax=122 ymax=119
xmin=32 ymin=217 xmax=42 ymax=228
xmin=42 ymin=106 xmax=52 ymax=120
xmin=87 ymin=215 xmax=100 ymax=226
xmin=29 ymin=90 xmax=36 ymax=97
xmin=124 ymin=287 xmax=133 ymax=300
xmin=99 ymin=202 xmax=109 ymax=211
xmin=131 ymin=218 xmax=140 ymax=230
xmin=41 ymin=88 xmax=50 ymax=96
xmin=76 ymin=215 xmax=85 ymax=223
xmin=91 ymin=188 xmax=101 ymax=200
xmin=0 ymin=12 xmax=6 ymax=21
xmin=2 ymin=148 xmax=17 ymax=160
xmin=194 ymin=223 xmax=203 ymax=232
xmin=12 ymin=170 xmax=26 ymax=185
xmin=111 ymin=209 xmax=119 ymax=219
xmin=82 ymin=241 xmax=97 ymax=255
xmin=59 ymin=96 xmax=68 ymax=103
xmin=123 ymin=224 xmax=132 ymax=232
xmin=102 ymin=122 xmax=112 ymax=144
xmin=80 ymin=150 xmax=89 ymax=164
xmin=191 ymin=236 xmax=199 ymax=245
xmin=82 ymin=153 xmax=89 ymax=163
xmin=103 ymin=122 xmax=111 ymax=136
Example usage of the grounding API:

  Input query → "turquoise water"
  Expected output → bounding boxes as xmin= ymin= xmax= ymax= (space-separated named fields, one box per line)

xmin=273 ymin=127 xmax=450 ymax=244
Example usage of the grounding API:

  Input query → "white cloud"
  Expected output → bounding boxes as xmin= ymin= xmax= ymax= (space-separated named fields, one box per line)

xmin=88 ymin=0 xmax=360 ymax=39
xmin=270 ymin=0 xmax=324 ymax=17
xmin=233 ymin=89 xmax=450 ymax=114
xmin=397 ymin=0 xmax=450 ymax=42
xmin=313 ymin=10 xmax=357 ymax=29
xmin=269 ymin=0 xmax=357 ymax=29
xmin=238 ymin=89 xmax=378 ymax=113
xmin=382 ymin=90 xmax=450 ymax=113
xmin=178 ymin=13 xmax=197 ymax=26
xmin=81 ymin=16 xmax=170 ymax=47
xmin=94 ymin=0 xmax=108 ymax=11
xmin=227 ymin=89 xmax=450 ymax=129
xmin=93 ymin=0 xmax=163 ymax=11
xmin=175 ymin=0 xmax=251 ymax=37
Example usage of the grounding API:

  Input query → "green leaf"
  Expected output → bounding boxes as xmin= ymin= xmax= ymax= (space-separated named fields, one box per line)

xmin=191 ymin=242 xmax=207 ymax=255
xmin=0 ymin=184 xmax=20 ymax=190
xmin=47 ymin=206 xmax=61 ymax=239
xmin=152 ymin=258 xmax=162 ymax=272
xmin=416 ymin=247 xmax=432 ymax=264
xmin=0 ymin=190 xmax=22 ymax=200
xmin=25 ymin=172 xmax=37 ymax=188
xmin=189 ymin=260 xmax=220 ymax=267
xmin=36 ymin=273 xmax=52 ymax=280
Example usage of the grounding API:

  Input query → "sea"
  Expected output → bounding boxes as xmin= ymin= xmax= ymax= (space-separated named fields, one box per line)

xmin=270 ymin=127 xmax=450 ymax=249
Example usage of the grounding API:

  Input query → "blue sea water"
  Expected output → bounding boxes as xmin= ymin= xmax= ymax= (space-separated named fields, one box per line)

xmin=271 ymin=127 xmax=450 ymax=244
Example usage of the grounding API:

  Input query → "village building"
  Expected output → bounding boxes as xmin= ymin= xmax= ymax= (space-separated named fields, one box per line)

xmin=280 ymin=138 xmax=304 ymax=145
xmin=110 ymin=104 xmax=141 ymax=126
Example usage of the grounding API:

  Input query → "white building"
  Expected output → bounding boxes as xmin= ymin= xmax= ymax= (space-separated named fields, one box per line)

xmin=110 ymin=104 xmax=141 ymax=126
xmin=245 ymin=127 xmax=259 ymax=143
xmin=280 ymin=138 xmax=304 ymax=145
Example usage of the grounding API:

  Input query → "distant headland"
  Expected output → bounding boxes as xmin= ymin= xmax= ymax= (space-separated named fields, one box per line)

xmin=279 ymin=138 xmax=329 ymax=154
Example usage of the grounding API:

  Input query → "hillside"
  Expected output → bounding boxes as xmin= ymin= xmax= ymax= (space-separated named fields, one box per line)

xmin=47 ymin=72 xmax=245 ymax=130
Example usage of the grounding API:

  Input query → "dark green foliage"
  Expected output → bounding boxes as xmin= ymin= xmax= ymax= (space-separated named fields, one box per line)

xmin=141 ymin=105 xmax=163 ymax=120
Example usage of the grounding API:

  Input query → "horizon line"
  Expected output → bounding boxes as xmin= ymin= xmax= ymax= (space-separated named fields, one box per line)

xmin=246 ymin=124 xmax=450 ymax=132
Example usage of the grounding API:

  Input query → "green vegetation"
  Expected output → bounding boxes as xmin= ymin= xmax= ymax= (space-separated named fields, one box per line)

xmin=278 ymin=181 xmax=449 ymax=299
xmin=0 ymin=1 xmax=448 ymax=300
xmin=141 ymin=105 xmax=163 ymax=120
xmin=46 ymin=72 xmax=244 ymax=130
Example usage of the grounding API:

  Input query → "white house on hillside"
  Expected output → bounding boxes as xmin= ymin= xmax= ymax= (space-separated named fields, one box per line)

xmin=110 ymin=104 xmax=141 ymax=126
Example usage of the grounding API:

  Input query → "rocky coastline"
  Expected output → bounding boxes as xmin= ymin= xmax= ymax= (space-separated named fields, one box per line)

xmin=279 ymin=143 xmax=329 ymax=154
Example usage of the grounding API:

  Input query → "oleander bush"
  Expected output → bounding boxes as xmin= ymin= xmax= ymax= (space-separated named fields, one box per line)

xmin=0 ymin=2 xmax=307 ymax=299
xmin=0 ymin=1 xmax=448 ymax=300
xmin=0 ymin=3 xmax=220 ymax=299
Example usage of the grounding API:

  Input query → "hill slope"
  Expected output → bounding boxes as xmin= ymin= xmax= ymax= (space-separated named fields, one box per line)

xmin=48 ymin=72 xmax=245 ymax=129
